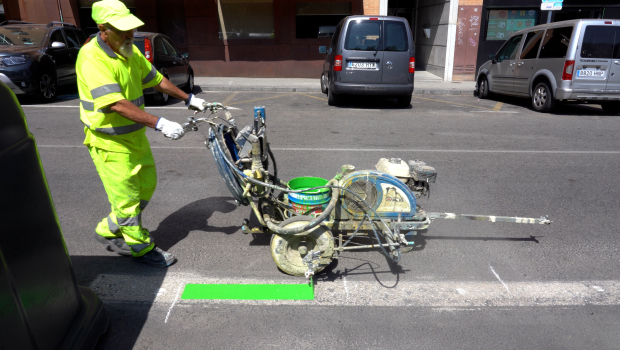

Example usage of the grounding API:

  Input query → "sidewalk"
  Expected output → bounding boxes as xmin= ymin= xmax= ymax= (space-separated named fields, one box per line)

xmin=194 ymin=71 xmax=475 ymax=95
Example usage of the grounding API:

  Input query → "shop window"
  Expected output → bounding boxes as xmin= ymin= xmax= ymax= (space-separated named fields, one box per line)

xmin=581 ymin=26 xmax=620 ymax=59
xmin=217 ymin=0 xmax=274 ymax=40
xmin=295 ymin=2 xmax=351 ymax=39
xmin=0 ymin=0 xmax=6 ymax=23
xmin=520 ymin=30 xmax=543 ymax=60
xmin=485 ymin=9 xmax=538 ymax=41
xmin=539 ymin=26 xmax=573 ymax=59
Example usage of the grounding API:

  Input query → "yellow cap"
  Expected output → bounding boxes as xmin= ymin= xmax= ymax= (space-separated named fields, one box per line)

xmin=92 ymin=0 xmax=144 ymax=31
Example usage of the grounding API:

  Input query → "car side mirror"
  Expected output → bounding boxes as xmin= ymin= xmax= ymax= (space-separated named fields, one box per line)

xmin=51 ymin=41 xmax=66 ymax=49
xmin=319 ymin=46 xmax=327 ymax=54
xmin=181 ymin=52 xmax=189 ymax=59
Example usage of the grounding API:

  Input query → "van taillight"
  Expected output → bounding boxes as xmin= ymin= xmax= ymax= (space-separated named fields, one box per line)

xmin=334 ymin=55 xmax=342 ymax=71
xmin=562 ymin=60 xmax=575 ymax=80
xmin=605 ymin=21 xmax=612 ymax=24
xmin=409 ymin=57 xmax=415 ymax=73
xmin=144 ymin=38 xmax=153 ymax=63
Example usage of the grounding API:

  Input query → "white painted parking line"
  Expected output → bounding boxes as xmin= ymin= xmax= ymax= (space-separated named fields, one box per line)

xmin=36 ymin=145 xmax=620 ymax=154
xmin=89 ymin=272 xmax=620 ymax=308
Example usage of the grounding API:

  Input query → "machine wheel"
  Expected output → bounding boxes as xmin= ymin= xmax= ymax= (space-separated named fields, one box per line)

xmin=531 ymin=81 xmax=556 ymax=113
xmin=396 ymin=95 xmax=412 ymax=107
xmin=34 ymin=68 xmax=57 ymax=103
xmin=184 ymin=71 xmax=195 ymax=93
xmin=270 ymin=216 xmax=335 ymax=276
xmin=477 ymin=76 xmax=490 ymax=99
xmin=327 ymin=86 xmax=340 ymax=106
xmin=601 ymin=102 xmax=620 ymax=114
xmin=321 ymin=72 xmax=328 ymax=94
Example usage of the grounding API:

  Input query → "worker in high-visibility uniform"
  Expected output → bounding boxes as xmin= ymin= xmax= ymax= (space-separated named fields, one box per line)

xmin=77 ymin=0 xmax=206 ymax=267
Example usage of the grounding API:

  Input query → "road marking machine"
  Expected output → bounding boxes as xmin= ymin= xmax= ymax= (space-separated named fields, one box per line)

xmin=184 ymin=104 xmax=551 ymax=278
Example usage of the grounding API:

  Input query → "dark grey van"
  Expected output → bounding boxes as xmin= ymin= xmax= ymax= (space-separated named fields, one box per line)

xmin=319 ymin=15 xmax=415 ymax=107
xmin=477 ymin=19 xmax=620 ymax=113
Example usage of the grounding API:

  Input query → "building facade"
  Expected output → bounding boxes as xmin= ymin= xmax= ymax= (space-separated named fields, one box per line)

xmin=13 ymin=0 xmax=603 ymax=81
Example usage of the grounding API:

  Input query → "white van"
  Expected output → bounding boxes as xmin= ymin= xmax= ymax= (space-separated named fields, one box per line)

xmin=477 ymin=19 xmax=620 ymax=113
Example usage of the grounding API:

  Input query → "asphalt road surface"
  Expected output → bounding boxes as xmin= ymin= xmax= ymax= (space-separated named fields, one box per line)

xmin=21 ymin=89 xmax=620 ymax=350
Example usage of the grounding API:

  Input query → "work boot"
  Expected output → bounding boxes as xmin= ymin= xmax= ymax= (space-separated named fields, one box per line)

xmin=94 ymin=232 xmax=132 ymax=256
xmin=134 ymin=246 xmax=177 ymax=267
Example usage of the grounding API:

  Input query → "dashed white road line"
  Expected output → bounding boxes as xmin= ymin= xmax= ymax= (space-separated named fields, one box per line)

xmin=89 ymin=273 xmax=620 ymax=308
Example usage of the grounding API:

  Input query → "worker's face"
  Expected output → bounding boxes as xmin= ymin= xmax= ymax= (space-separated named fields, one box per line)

xmin=99 ymin=24 xmax=135 ymax=58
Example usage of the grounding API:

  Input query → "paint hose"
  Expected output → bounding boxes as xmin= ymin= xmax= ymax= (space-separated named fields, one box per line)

xmin=211 ymin=127 xmax=396 ymax=239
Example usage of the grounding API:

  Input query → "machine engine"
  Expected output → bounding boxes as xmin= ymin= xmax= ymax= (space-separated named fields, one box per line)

xmin=375 ymin=158 xmax=437 ymax=198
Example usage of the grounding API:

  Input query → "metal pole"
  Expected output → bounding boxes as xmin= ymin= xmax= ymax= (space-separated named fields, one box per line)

xmin=56 ymin=0 xmax=64 ymax=22
xmin=547 ymin=11 xmax=552 ymax=23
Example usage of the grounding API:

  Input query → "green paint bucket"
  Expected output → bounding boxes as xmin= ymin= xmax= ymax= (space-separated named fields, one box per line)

xmin=287 ymin=177 xmax=331 ymax=216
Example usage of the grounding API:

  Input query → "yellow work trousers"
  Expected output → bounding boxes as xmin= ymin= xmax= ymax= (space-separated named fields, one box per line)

xmin=89 ymin=145 xmax=157 ymax=257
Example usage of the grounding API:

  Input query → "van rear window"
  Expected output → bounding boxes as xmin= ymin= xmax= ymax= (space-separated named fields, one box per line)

xmin=581 ymin=26 xmax=620 ymax=59
xmin=384 ymin=21 xmax=408 ymax=51
xmin=344 ymin=20 xmax=381 ymax=51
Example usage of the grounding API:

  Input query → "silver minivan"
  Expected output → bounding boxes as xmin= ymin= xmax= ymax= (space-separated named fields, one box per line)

xmin=476 ymin=19 xmax=620 ymax=113
xmin=319 ymin=15 xmax=415 ymax=107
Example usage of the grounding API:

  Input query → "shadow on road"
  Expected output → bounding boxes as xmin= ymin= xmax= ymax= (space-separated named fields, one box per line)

xmin=481 ymin=93 xmax=620 ymax=116
xmin=150 ymin=196 xmax=239 ymax=251
xmin=70 ymin=255 xmax=168 ymax=350
xmin=331 ymin=95 xmax=414 ymax=110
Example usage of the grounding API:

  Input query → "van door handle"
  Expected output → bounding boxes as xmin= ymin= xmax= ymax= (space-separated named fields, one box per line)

xmin=615 ymin=60 xmax=620 ymax=65
xmin=509 ymin=62 xmax=515 ymax=66
xmin=517 ymin=62 xmax=524 ymax=66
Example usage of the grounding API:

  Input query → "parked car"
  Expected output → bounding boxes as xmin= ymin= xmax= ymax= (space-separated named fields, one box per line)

xmin=86 ymin=31 xmax=193 ymax=105
xmin=0 ymin=21 xmax=88 ymax=102
xmin=476 ymin=19 xmax=620 ymax=114
xmin=319 ymin=15 xmax=415 ymax=107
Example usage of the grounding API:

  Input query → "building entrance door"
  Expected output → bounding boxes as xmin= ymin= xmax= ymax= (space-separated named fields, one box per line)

xmin=388 ymin=0 xmax=415 ymax=41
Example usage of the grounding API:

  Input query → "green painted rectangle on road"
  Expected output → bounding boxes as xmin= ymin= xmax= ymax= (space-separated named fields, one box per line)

xmin=181 ymin=283 xmax=314 ymax=300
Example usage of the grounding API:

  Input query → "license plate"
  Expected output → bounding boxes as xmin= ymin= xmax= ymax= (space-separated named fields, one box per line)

xmin=348 ymin=62 xmax=376 ymax=69
xmin=577 ymin=69 xmax=605 ymax=78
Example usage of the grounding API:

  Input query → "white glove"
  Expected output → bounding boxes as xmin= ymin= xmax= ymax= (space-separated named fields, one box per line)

xmin=155 ymin=117 xmax=185 ymax=140
xmin=186 ymin=93 xmax=206 ymax=112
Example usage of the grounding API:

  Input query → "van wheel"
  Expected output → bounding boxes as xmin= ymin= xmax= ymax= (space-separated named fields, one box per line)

xmin=477 ymin=76 xmax=490 ymax=99
xmin=601 ymin=102 xmax=620 ymax=114
xmin=532 ymin=81 xmax=556 ymax=113
xmin=327 ymin=87 xmax=340 ymax=106
xmin=321 ymin=73 xmax=328 ymax=94
xmin=396 ymin=95 xmax=412 ymax=107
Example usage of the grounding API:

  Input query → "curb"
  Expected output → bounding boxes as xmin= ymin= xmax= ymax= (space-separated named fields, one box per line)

xmin=198 ymin=85 xmax=475 ymax=95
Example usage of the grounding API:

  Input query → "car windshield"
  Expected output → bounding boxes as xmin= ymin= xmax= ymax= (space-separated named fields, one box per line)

xmin=0 ymin=26 xmax=48 ymax=46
